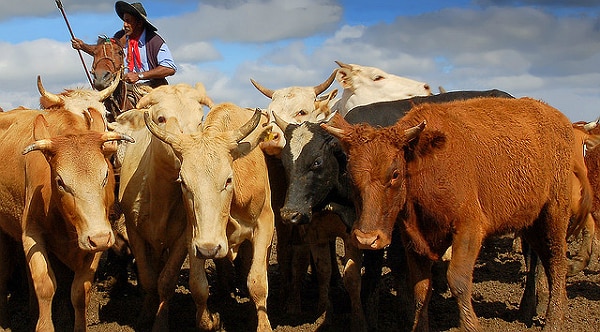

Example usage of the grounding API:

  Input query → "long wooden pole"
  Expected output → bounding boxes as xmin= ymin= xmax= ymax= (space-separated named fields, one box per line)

xmin=55 ymin=0 xmax=94 ymax=87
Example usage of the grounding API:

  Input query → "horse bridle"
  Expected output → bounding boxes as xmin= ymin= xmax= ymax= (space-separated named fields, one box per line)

xmin=91 ymin=35 xmax=128 ymax=116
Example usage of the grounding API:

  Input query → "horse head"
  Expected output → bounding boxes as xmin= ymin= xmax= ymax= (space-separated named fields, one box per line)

xmin=91 ymin=35 xmax=124 ymax=91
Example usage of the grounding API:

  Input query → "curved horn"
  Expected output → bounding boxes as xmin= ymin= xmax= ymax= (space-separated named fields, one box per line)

xmin=334 ymin=60 xmax=352 ymax=70
xmin=98 ymin=75 xmax=120 ymax=101
xmin=22 ymin=139 xmax=53 ymax=155
xmin=321 ymin=123 xmax=346 ymax=140
xmin=235 ymin=108 xmax=262 ymax=143
xmin=101 ymin=131 xmax=135 ymax=144
xmin=250 ymin=78 xmax=274 ymax=99
xmin=37 ymin=75 xmax=62 ymax=105
xmin=199 ymin=95 xmax=214 ymax=109
xmin=314 ymin=69 xmax=337 ymax=96
xmin=584 ymin=121 xmax=598 ymax=132
xmin=272 ymin=111 xmax=289 ymax=132
xmin=404 ymin=121 xmax=426 ymax=141
xmin=143 ymin=111 xmax=182 ymax=147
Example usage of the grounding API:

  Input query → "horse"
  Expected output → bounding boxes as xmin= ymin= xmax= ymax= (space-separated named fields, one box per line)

xmin=90 ymin=35 xmax=149 ymax=122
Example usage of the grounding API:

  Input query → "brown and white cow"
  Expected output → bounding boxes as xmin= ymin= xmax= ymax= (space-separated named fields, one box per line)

xmin=144 ymin=104 xmax=274 ymax=331
xmin=111 ymin=83 xmax=212 ymax=331
xmin=322 ymin=97 xmax=591 ymax=331
xmin=330 ymin=61 xmax=433 ymax=116
xmin=0 ymin=106 xmax=132 ymax=331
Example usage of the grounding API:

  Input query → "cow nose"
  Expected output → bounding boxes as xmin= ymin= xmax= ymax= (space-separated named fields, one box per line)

xmin=194 ymin=244 xmax=221 ymax=259
xmin=87 ymin=231 xmax=114 ymax=251
xmin=280 ymin=209 xmax=310 ymax=225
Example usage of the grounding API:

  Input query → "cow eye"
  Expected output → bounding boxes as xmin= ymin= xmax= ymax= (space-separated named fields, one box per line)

xmin=311 ymin=157 xmax=323 ymax=170
xmin=55 ymin=175 xmax=68 ymax=192
xmin=224 ymin=177 xmax=233 ymax=191
xmin=157 ymin=115 xmax=166 ymax=123
xmin=102 ymin=170 xmax=109 ymax=187
xmin=373 ymin=75 xmax=385 ymax=81
xmin=390 ymin=169 xmax=400 ymax=185
xmin=296 ymin=109 xmax=308 ymax=117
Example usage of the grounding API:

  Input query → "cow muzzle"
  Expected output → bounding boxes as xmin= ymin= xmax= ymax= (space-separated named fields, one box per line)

xmin=81 ymin=229 xmax=115 ymax=252
xmin=352 ymin=228 xmax=390 ymax=250
xmin=280 ymin=208 xmax=311 ymax=225
xmin=192 ymin=242 xmax=227 ymax=259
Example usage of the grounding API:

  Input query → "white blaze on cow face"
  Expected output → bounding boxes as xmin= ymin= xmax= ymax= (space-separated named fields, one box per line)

xmin=289 ymin=124 xmax=314 ymax=162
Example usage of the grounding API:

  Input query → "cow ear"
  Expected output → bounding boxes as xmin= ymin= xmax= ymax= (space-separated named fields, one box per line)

xmin=86 ymin=108 xmax=108 ymax=132
xmin=33 ymin=114 xmax=51 ymax=141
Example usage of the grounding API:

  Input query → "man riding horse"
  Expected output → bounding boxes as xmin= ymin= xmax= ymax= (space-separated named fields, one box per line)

xmin=72 ymin=1 xmax=177 ymax=121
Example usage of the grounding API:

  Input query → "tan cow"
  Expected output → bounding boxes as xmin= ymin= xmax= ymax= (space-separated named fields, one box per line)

xmin=0 ymin=106 xmax=132 ymax=331
xmin=323 ymin=97 xmax=590 ymax=331
xmin=37 ymin=75 xmax=119 ymax=123
xmin=112 ymin=83 xmax=212 ymax=331
xmin=331 ymin=60 xmax=433 ymax=116
xmin=144 ymin=104 xmax=274 ymax=331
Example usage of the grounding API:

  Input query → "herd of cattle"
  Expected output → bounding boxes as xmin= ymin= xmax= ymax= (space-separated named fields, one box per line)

xmin=1 ymin=57 xmax=600 ymax=332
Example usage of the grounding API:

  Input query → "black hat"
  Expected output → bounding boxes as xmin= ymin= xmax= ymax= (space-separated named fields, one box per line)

xmin=115 ymin=1 xmax=157 ymax=32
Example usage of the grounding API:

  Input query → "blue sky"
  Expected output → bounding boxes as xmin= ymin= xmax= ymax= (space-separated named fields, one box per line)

xmin=1 ymin=0 xmax=600 ymax=122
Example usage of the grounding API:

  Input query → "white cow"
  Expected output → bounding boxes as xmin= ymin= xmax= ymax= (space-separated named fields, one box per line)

xmin=331 ymin=60 xmax=432 ymax=116
xmin=250 ymin=72 xmax=338 ymax=157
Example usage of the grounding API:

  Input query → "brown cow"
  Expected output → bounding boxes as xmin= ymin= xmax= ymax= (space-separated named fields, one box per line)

xmin=144 ymin=104 xmax=274 ymax=331
xmin=322 ymin=97 xmax=590 ymax=331
xmin=0 ymin=107 xmax=132 ymax=331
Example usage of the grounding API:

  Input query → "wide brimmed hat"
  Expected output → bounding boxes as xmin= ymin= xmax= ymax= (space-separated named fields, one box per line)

xmin=115 ymin=1 xmax=157 ymax=32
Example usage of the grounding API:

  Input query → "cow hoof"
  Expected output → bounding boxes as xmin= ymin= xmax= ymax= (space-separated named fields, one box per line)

xmin=198 ymin=311 xmax=221 ymax=331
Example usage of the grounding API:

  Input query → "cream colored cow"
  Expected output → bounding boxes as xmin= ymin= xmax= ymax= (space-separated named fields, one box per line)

xmin=144 ymin=103 xmax=274 ymax=331
xmin=111 ymin=83 xmax=212 ymax=331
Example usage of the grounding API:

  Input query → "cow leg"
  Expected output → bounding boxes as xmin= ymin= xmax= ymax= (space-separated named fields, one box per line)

xmin=247 ymin=207 xmax=275 ymax=332
xmin=189 ymin=255 xmax=220 ymax=331
xmin=153 ymin=237 xmax=188 ymax=332
xmin=341 ymin=236 xmax=368 ymax=332
xmin=446 ymin=228 xmax=483 ymax=332
xmin=567 ymin=213 xmax=595 ymax=276
xmin=521 ymin=221 xmax=568 ymax=332
xmin=403 ymin=248 xmax=432 ymax=332
xmin=71 ymin=252 xmax=102 ymax=332
xmin=0 ymin=230 xmax=12 ymax=329
xmin=308 ymin=240 xmax=331 ymax=316
xmin=126 ymin=230 xmax=159 ymax=330
xmin=22 ymin=232 xmax=57 ymax=332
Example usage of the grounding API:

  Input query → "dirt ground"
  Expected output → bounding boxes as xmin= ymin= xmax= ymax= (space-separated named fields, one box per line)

xmin=4 ymin=233 xmax=600 ymax=332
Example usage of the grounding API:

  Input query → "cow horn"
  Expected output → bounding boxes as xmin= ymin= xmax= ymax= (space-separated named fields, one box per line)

xmin=272 ymin=111 xmax=289 ymax=132
xmin=314 ymin=70 xmax=337 ymax=96
xmin=98 ymin=75 xmax=120 ymax=101
xmin=250 ymin=78 xmax=274 ymax=99
xmin=37 ymin=75 xmax=62 ymax=105
xmin=22 ymin=139 xmax=53 ymax=155
xmin=143 ymin=111 xmax=182 ymax=147
xmin=584 ymin=121 xmax=598 ymax=131
xmin=101 ymin=131 xmax=135 ymax=144
xmin=334 ymin=60 xmax=352 ymax=70
xmin=235 ymin=108 xmax=262 ymax=143
xmin=404 ymin=121 xmax=426 ymax=141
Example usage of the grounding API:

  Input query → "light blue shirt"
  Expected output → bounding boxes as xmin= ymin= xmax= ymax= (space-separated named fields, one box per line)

xmin=124 ymin=29 xmax=177 ymax=79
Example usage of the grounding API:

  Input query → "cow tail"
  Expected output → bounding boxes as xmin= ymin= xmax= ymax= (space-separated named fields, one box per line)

xmin=568 ymin=161 xmax=593 ymax=239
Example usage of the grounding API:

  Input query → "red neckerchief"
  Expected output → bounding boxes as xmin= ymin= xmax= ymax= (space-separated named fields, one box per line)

xmin=127 ymin=34 xmax=142 ymax=72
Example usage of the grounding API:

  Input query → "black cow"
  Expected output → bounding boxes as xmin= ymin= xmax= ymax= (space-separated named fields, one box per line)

xmin=345 ymin=89 xmax=514 ymax=126
xmin=276 ymin=89 xmax=515 ymax=330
